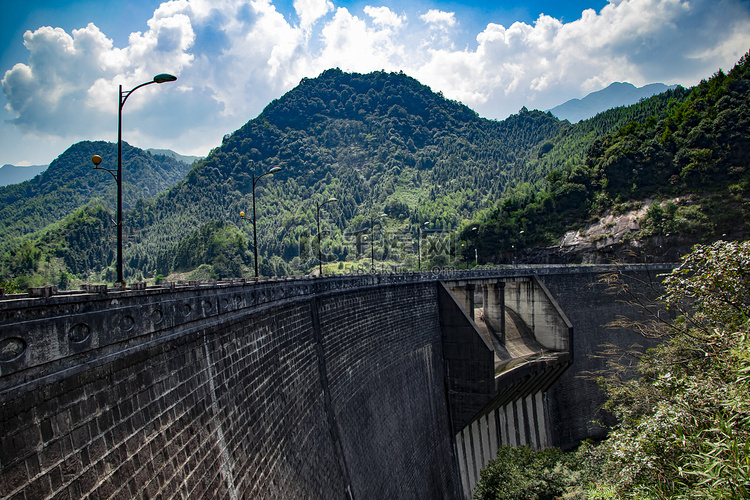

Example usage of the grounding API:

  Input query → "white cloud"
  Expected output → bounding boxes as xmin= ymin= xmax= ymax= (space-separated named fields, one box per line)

xmin=420 ymin=9 xmax=457 ymax=29
xmin=315 ymin=7 xmax=408 ymax=73
xmin=418 ymin=0 xmax=750 ymax=117
xmin=3 ymin=24 xmax=118 ymax=134
xmin=2 ymin=0 xmax=750 ymax=165
xmin=294 ymin=0 xmax=334 ymax=31
xmin=364 ymin=6 xmax=406 ymax=29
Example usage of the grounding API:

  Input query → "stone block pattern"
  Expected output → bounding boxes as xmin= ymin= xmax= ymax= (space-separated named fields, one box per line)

xmin=540 ymin=270 xmax=663 ymax=449
xmin=318 ymin=283 xmax=461 ymax=500
xmin=0 ymin=299 xmax=345 ymax=499
xmin=0 ymin=281 xmax=461 ymax=499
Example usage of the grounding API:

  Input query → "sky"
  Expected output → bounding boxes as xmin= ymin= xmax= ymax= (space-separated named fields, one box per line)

xmin=1 ymin=0 xmax=749 ymax=167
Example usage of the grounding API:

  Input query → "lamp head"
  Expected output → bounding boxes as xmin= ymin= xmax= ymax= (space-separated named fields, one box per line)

xmin=153 ymin=74 xmax=177 ymax=84
xmin=268 ymin=167 xmax=281 ymax=174
xmin=91 ymin=155 xmax=102 ymax=166
xmin=240 ymin=211 xmax=245 ymax=219
xmin=327 ymin=197 xmax=338 ymax=203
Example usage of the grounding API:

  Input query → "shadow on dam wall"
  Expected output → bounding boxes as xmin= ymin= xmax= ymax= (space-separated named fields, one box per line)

xmin=0 ymin=265 xmax=672 ymax=499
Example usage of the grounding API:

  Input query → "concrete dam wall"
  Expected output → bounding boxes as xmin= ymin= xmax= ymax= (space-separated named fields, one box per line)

xmin=0 ymin=277 xmax=460 ymax=499
xmin=540 ymin=266 xmax=668 ymax=448
xmin=0 ymin=265 xmax=672 ymax=499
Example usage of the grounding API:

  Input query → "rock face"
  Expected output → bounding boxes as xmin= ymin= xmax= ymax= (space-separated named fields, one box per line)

xmin=557 ymin=202 xmax=650 ymax=263
xmin=527 ymin=198 xmax=712 ymax=264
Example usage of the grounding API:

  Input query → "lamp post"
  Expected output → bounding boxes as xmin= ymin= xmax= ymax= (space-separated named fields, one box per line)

xmin=472 ymin=226 xmax=478 ymax=266
xmin=316 ymin=197 xmax=337 ymax=275
xmin=368 ymin=213 xmax=387 ymax=273
xmin=417 ymin=221 xmax=430 ymax=271
xmin=242 ymin=166 xmax=281 ymax=277
xmin=95 ymin=73 xmax=176 ymax=288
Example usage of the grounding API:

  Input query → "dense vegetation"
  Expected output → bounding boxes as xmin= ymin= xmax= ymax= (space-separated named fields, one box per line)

xmin=124 ymin=69 xmax=568 ymax=280
xmin=473 ymin=239 xmax=750 ymax=499
xmin=474 ymin=444 xmax=584 ymax=499
xmin=7 ymin=70 xmax=681 ymax=283
xmin=3 ymin=50 xmax=749 ymax=285
xmin=0 ymin=141 xmax=191 ymax=256
xmin=1 ymin=69 xmax=574 ymax=285
xmin=0 ymin=141 xmax=193 ymax=286
xmin=463 ymin=52 xmax=750 ymax=260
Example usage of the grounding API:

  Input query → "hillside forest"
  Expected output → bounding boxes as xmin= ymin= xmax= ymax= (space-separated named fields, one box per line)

xmin=0 ymin=51 xmax=748 ymax=289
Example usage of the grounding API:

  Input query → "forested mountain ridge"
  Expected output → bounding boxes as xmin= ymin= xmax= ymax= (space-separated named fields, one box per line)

xmin=0 ymin=165 xmax=47 ymax=187
xmin=0 ymin=141 xmax=192 ymax=255
xmin=548 ymin=82 xmax=679 ymax=123
xmin=124 ymin=69 xmax=569 ymax=278
xmin=464 ymin=50 xmax=750 ymax=263
xmin=7 ymin=56 xmax=737 ymax=285
xmin=527 ymin=85 xmax=691 ymax=181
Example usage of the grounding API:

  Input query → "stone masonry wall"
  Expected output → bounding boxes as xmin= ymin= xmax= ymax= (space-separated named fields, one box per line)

xmin=539 ymin=266 xmax=667 ymax=448
xmin=318 ymin=283 xmax=460 ymax=499
xmin=0 ymin=279 xmax=460 ymax=499
xmin=1 ymin=297 xmax=344 ymax=499
xmin=0 ymin=265 xmax=671 ymax=498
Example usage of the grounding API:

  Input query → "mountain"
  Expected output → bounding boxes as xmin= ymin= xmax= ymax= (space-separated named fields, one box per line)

xmin=7 ymin=51 xmax=747 ymax=286
xmin=0 ymin=150 xmax=195 ymax=189
xmin=146 ymin=149 xmax=201 ymax=166
xmin=466 ymin=52 xmax=750 ymax=264
xmin=0 ymin=164 xmax=47 ymax=187
xmin=0 ymin=141 xmax=193 ymax=255
xmin=3 ymin=69 xmax=570 ymax=283
xmin=548 ymin=82 xmax=679 ymax=123
xmin=124 ymin=69 xmax=567 ymax=278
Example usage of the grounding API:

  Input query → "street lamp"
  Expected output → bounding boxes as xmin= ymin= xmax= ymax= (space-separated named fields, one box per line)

xmin=417 ymin=221 xmax=430 ymax=271
xmin=472 ymin=226 xmax=478 ymax=266
xmin=369 ymin=213 xmax=387 ymax=272
xmin=242 ymin=166 xmax=281 ymax=277
xmin=316 ymin=197 xmax=338 ymax=275
xmin=95 ymin=73 xmax=176 ymax=288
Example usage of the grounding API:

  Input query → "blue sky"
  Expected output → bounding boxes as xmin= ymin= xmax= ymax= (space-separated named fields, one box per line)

xmin=1 ymin=0 xmax=749 ymax=167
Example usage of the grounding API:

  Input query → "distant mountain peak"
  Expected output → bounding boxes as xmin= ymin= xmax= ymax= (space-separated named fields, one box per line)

xmin=548 ymin=82 xmax=679 ymax=123
xmin=146 ymin=148 xmax=201 ymax=165
xmin=0 ymin=164 xmax=47 ymax=187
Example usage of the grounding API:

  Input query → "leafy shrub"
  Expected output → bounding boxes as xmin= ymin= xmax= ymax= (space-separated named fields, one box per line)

xmin=473 ymin=445 xmax=582 ymax=499
xmin=586 ymin=240 xmax=750 ymax=498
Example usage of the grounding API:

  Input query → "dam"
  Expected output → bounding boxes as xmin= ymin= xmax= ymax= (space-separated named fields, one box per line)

xmin=0 ymin=265 xmax=669 ymax=499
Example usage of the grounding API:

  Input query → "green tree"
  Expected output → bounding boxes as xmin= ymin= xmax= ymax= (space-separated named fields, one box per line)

xmin=585 ymin=240 xmax=750 ymax=499
xmin=473 ymin=445 xmax=582 ymax=500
